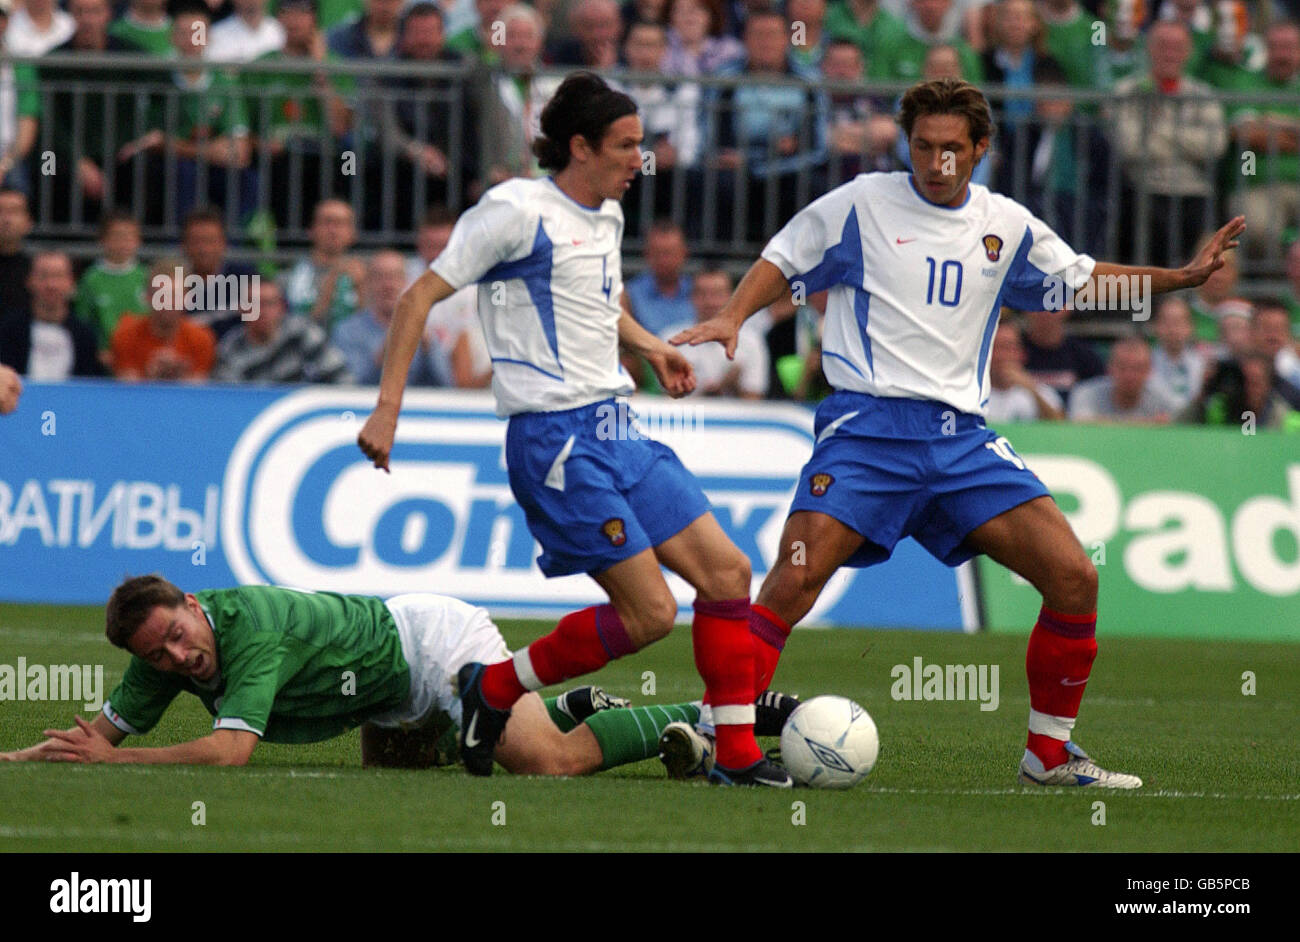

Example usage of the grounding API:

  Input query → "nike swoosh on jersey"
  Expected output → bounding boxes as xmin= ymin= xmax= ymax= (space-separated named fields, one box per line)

xmin=1060 ymin=677 xmax=1090 ymax=686
xmin=896 ymin=237 xmax=917 ymax=244
xmin=464 ymin=712 xmax=481 ymax=747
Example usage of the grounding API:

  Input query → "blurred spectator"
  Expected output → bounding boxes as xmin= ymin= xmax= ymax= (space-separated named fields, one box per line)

xmin=547 ymin=0 xmax=622 ymax=67
xmin=1021 ymin=308 xmax=1105 ymax=402
xmin=893 ymin=44 xmax=993 ymax=187
xmin=118 ymin=3 xmax=254 ymax=227
xmin=0 ymin=2 xmax=39 ymax=195
xmin=1148 ymin=294 xmax=1206 ymax=408
xmin=710 ymin=8 xmax=829 ymax=240
xmin=666 ymin=268 xmax=769 ymax=398
xmin=328 ymin=0 xmax=403 ymax=58
xmin=1251 ymin=299 xmax=1300 ymax=407
xmin=1109 ymin=20 xmax=1227 ymax=267
xmin=1187 ymin=232 xmax=1238 ymax=339
xmin=1185 ymin=352 xmax=1296 ymax=430
xmin=1224 ymin=20 xmax=1300 ymax=261
xmin=283 ymin=198 xmax=364 ymax=331
xmin=214 ymin=278 xmax=352 ymax=383
xmin=626 ymin=220 xmax=695 ymax=336
xmin=0 ymin=251 xmax=104 ymax=379
xmin=411 ymin=209 xmax=491 ymax=388
xmin=208 ymin=0 xmax=286 ymax=62
xmin=446 ymin=0 xmax=510 ymax=63
xmin=1068 ymin=335 xmax=1180 ymax=422
xmin=0 ymin=363 xmax=19 ymax=413
xmin=40 ymin=0 xmax=139 ymax=223
xmin=1096 ymin=0 xmax=1150 ymax=87
xmin=1159 ymin=0 xmax=1258 ymax=83
xmin=111 ymin=259 xmax=217 ymax=382
xmin=179 ymin=209 xmax=258 ymax=340
xmin=982 ymin=0 xmax=1056 ymax=195
xmin=1285 ymin=239 xmax=1300 ymax=329
xmin=4 ymin=0 xmax=74 ymax=56
xmin=1212 ymin=302 xmax=1252 ymax=363
xmin=333 ymin=249 xmax=452 ymax=385
xmin=663 ymin=0 xmax=744 ymax=75
xmin=882 ymin=0 xmax=985 ymax=82
xmin=822 ymin=38 xmax=898 ymax=180
xmin=787 ymin=0 xmax=828 ymax=71
xmin=376 ymin=2 xmax=482 ymax=226
xmin=986 ymin=318 xmax=1066 ymax=420
xmin=1037 ymin=0 xmax=1103 ymax=90
xmin=73 ymin=210 xmax=148 ymax=353
xmin=0 ymin=187 xmax=32 ymax=315
xmin=243 ymin=0 xmax=355 ymax=232
xmin=824 ymin=0 xmax=910 ymax=76
xmin=487 ymin=3 xmax=560 ymax=180
xmin=109 ymin=0 xmax=173 ymax=55
xmin=623 ymin=0 xmax=670 ymax=31
xmin=621 ymin=20 xmax=702 ymax=230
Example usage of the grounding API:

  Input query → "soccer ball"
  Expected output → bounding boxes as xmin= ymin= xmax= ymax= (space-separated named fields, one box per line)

xmin=780 ymin=695 xmax=879 ymax=789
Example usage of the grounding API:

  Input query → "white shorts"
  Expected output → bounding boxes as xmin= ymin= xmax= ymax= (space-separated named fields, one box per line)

xmin=367 ymin=593 xmax=511 ymax=730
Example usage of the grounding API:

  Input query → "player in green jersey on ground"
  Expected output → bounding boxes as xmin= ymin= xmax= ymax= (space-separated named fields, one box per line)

xmin=1 ymin=576 xmax=800 ymax=774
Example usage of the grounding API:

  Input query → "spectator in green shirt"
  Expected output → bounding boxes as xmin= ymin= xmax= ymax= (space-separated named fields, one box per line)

xmin=882 ymin=0 xmax=985 ymax=83
xmin=108 ymin=0 xmax=172 ymax=55
xmin=1224 ymin=20 xmax=1300 ymax=261
xmin=73 ymin=211 xmax=149 ymax=353
xmin=445 ymin=0 xmax=509 ymax=63
xmin=244 ymin=0 xmax=355 ymax=232
xmin=0 ymin=1 xmax=40 ymax=197
xmin=824 ymin=0 xmax=910 ymax=78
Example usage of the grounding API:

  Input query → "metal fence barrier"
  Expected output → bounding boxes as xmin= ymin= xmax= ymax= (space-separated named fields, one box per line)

xmin=7 ymin=54 xmax=1299 ymax=281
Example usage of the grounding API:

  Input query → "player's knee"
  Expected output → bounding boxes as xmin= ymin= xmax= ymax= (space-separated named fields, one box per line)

xmin=1057 ymin=556 xmax=1099 ymax=609
xmin=624 ymin=591 xmax=677 ymax=646
xmin=698 ymin=548 xmax=752 ymax=601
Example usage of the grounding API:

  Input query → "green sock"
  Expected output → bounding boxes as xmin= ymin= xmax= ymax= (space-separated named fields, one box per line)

xmin=585 ymin=703 xmax=702 ymax=771
xmin=542 ymin=695 xmax=577 ymax=732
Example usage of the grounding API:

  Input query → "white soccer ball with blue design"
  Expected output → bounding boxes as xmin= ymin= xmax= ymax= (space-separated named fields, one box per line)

xmin=780 ymin=695 xmax=879 ymax=789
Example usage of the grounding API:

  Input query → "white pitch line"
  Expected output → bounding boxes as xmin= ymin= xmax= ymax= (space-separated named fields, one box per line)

xmin=861 ymin=786 xmax=1300 ymax=801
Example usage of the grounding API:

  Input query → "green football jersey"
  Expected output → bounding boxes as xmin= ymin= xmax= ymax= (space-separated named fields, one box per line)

xmin=104 ymin=587 xmax=410 ymax=744
xmin=823 ymin=2 xmax=909 ymax=79
xmin=74 ymin=261 xmax=149 ymax=348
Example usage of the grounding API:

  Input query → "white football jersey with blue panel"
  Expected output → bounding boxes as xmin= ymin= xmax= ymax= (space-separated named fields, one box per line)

xmin=761 ymin=171 xmax=1095 ymax=416
xmin=431 ymin=176 xmax=634 ymax=417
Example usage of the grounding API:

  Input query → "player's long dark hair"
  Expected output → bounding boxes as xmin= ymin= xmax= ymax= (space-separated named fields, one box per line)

xmin=897 ymin=78 xmax=996 ymax=146
xmin=533 ymin=72 xmax=638 ymax=172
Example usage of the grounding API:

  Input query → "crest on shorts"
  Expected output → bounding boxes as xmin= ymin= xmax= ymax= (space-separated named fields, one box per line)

xmin=982 ymin=234 xmax=1003 ymax=262
xmin=601 ymin=518 xmax=627 ymax=546
xmin=809 ymin=473 xmax=834 ymax=497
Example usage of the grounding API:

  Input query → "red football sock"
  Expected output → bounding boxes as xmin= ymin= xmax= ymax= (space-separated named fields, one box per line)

xmin=1025 ymin=607 xmax=1098 ymax=770
xmin=693 ymin=598 xmax=761 ymax=769
xmin=750 ymin=604 xmax=792 ymax=693
xmin=481 ymin=604 xmax=635 ymax=710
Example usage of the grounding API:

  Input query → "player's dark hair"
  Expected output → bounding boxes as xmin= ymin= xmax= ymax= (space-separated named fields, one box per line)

xmin=105 ymin=575 xmax=185 ymax=650
xmin=533 ymin=72 xmax=638 ymax=172
xmin=897 ymin=78 xmax=996 ymax=147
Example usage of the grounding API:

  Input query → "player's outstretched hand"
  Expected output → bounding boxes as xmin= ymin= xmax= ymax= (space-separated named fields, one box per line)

xmin=647 ymin=344 xmax=697 ymax=398
xmin=1181 ymin=216 xmax=1245 ymax=287
xmin=357 ymin=405 xmax=399 ymax=472
xmin=41 ymin=716 xmax=114 ymax=763
xmin=670 ymin=315 xmax=740 ymax=360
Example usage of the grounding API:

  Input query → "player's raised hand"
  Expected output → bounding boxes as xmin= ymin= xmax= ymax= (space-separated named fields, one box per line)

xmin=357 ymin=404 xmax=399 ymax=472
xmin=1181 ymin=216 xmax=1245 ymax=287
xmin=647 ymin=344 xmax=697 ymax=398
xmin=670 ymin=315 xmax=740 ymax=360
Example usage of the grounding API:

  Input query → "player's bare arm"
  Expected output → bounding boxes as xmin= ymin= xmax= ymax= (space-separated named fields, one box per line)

xmin=357 ymin=269 xmax=458 ymax=470
xmin=671 ymin=258 xmax=790 ymax=359
xmin=617 ymin=293 xmax=696 ymax=397
xmin=1085 ymin=216 xmax=1246 ymax=298
xmin=36 ymin=715 xmax=258 ymax=766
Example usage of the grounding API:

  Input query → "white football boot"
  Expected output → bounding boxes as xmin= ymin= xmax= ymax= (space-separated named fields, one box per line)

xmin=1019 ymin=740 xmax=1143 ymax=789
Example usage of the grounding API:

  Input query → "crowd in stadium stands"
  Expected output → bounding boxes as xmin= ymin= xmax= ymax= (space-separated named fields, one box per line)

xmin=0 ymin=0 xmax=1299 ymax=429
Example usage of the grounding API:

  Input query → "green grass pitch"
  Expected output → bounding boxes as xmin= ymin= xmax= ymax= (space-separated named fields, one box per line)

xmin=1 ymin=602 xmax=1297 ymax=852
